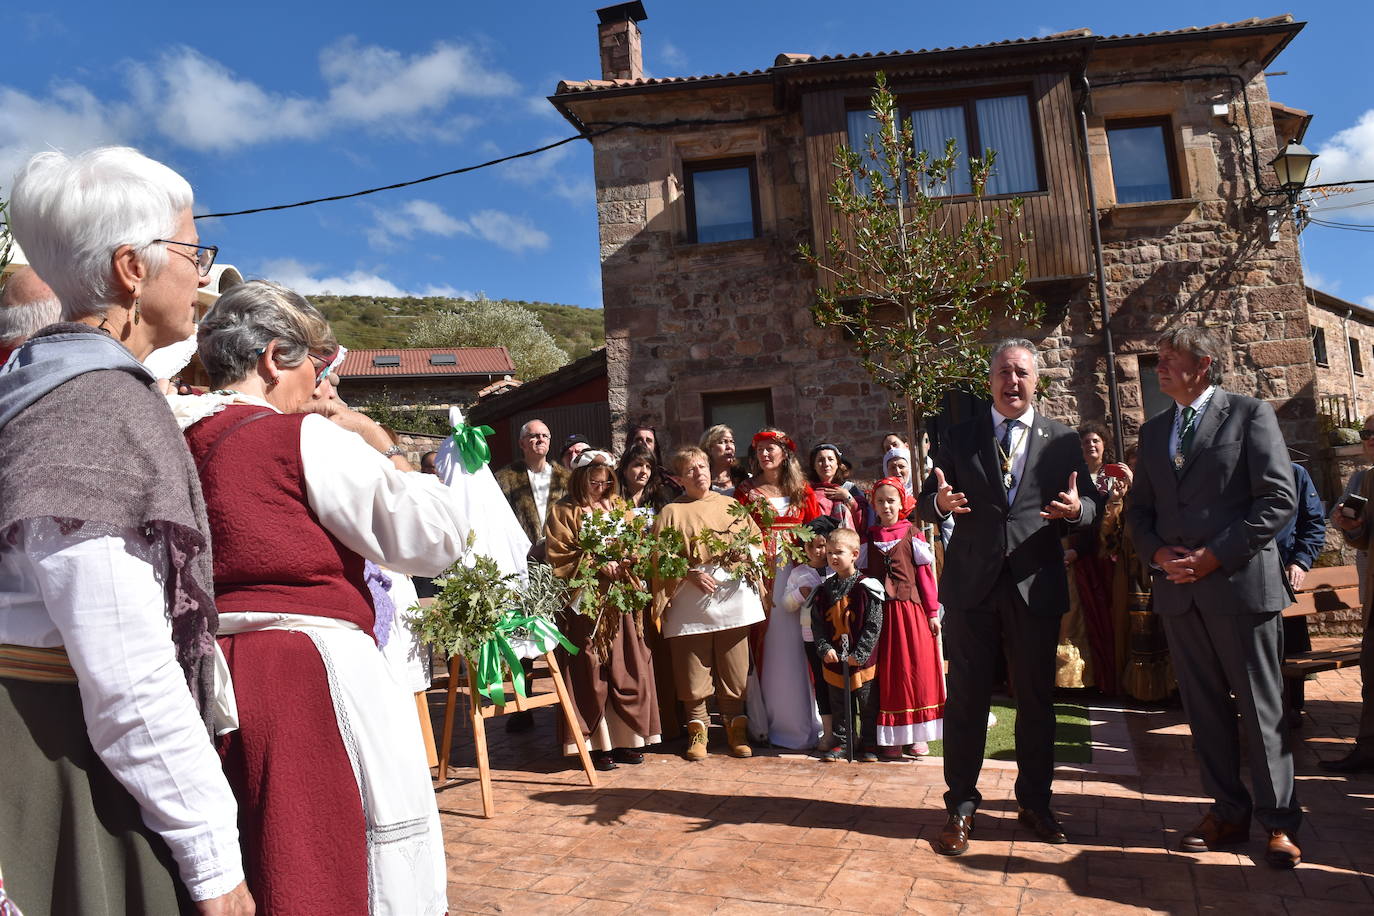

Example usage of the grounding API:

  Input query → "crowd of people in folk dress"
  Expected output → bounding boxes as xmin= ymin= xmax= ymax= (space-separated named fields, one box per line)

xmin=5 ymin=146 xmax=1374 ymax=916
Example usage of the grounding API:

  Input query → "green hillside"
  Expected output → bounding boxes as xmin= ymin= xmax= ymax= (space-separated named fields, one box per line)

xmin=309 ymin=294 xmax=604 ymax=360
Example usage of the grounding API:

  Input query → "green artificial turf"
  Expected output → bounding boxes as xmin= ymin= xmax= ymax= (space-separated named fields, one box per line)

xmin=926 ymin=702 xmax=1092 ymax=763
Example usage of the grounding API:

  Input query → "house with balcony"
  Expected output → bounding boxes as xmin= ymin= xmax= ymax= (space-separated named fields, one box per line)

xmin=552 ymin=4 xmax=1319 ymax=474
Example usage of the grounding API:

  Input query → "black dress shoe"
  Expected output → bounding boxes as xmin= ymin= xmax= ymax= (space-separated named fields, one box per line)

xmin=1017 ymin=808 xmax=1068 ymax=844
xmin=935 ymin=814 xmax=974 ymax=856
xmin=505 ymin=710 xmax=535 ymax=733
xmin=591 ymin=751 xmax=618 ymax=771
xmin=611 ymin=748 xmax=644 ymax=765
xmin=1319 ymin=750 xmax=1374 ymax=774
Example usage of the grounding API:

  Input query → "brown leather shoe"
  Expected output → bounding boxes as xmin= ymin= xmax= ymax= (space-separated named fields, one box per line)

xmin=1017 ymin=808 xmax=1068 ymax=844
xmin=1265 ymin=829 xmax=1301 ymax=869
xmin=934 ymin=814 xmax=974 ymax=856
xmin=1179 ymin=813 xmax=1250 ymax=852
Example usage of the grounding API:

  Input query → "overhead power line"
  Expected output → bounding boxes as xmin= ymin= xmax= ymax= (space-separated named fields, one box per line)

xmin=195 ymin=114 xmax=784 ymax=220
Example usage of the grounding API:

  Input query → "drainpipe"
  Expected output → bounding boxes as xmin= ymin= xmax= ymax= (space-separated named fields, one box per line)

xmin=1342 ymin=308 xmax=1359 ymax=419
xmin=1076 ymin=75 xmax=1125 ymax=455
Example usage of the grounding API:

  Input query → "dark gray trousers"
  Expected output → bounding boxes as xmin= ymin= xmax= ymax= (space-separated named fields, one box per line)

xmin=942 ymin=570 xmax=1060 ymax=817
xmin=1161 ymin=605 xmax=1301 ymax=832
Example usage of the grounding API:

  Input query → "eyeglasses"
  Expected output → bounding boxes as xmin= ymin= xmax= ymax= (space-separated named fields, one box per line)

xmin=1360 ymin=429 xmax=1374 ymax=440
xmin=153 ymin=239 xmax=218 ymax=277
xmin=589 ymin=479 xmax=614 ymax=488
xmin=306 ymin=351 xmax=337 ymax=387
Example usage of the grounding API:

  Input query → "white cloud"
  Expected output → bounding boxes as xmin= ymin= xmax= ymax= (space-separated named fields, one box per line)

xmin=1364 ymin=294 xmax=1374 ymax=310
xmin=0 ymin=83 xmax=134 ymax=186
xmin=321 ymin=38 xmax=517 ymax=123
xmin=496 ymin=140 xmax=595 ymax=203
xmin=659 ymin=42 xmax=689 ymax=72
xmin=368 ymin=199 xmax=550 ymax=253
xmin=128 ymin=49 xmax=320 ymax=153
xmin=257 ymin=257 xmax=473 ymax=299
xmin=1304 ymin=269 xmax=1338 ymax=294
xmin=3 ymin=37 xmax=520 ymax=161
xmin=1311 ymin=109 xmax=1374 ymax=223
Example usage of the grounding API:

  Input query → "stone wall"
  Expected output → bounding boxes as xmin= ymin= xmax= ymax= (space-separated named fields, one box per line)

xmin=571 ymin=37 xmax=1321 ymax=475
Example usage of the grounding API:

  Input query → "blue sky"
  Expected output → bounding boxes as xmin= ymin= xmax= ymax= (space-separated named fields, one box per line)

xmin=3 ymin=0 xmax=1371 ymax=325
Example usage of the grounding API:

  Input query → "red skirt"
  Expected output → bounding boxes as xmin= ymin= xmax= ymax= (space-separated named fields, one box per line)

xmin=217 ymin=630 xmax=369 ymax=916
xmin=874 ymin=598 xmax=945 ymax=745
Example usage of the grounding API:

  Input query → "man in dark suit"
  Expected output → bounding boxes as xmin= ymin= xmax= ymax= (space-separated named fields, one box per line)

xmin=1125 ymin=326 xmax=1301 ymax=868
xmin=919 ymin=338 xmax=1101 ymax=856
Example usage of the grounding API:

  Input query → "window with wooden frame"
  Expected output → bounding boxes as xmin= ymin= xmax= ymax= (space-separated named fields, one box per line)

xmin=702 ymin=388 xmax=774 ymax=439
xmin=1106 ymin=117 xmax=1183 ymax=204
xmin=1312 ymin=326 xmax=1328 ymax=367
xmin=684 ymin=157 xmax=761 ymax=244
xmin=848 ymin=92 xmax=1044 ymax=199
xmin=1350 ymin=336 xmax=1364 ymax=376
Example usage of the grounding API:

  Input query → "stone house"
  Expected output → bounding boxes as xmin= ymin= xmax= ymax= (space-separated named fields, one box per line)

xmin=1307 ymin=286 xmax=1374 ymax=429
xmin=337 ymin=346 xmax=515 ymax=411
xmin=552 ymin=5 xmax=1319 ymax=476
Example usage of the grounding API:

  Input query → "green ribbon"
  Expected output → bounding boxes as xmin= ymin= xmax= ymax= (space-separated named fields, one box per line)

xmin=473 ymin=611 xmax=577 ymax=705
xmin=451 ymin=422 xmax=495 ymax=474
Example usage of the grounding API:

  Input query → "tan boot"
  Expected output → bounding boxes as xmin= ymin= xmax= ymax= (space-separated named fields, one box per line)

xmin=727 ymin=716 xmax=753 ymax=758
xmin=817 ymin=714 xmax=834 ymax=751
xmin=685 ymin=720 xmax=709 ymax=761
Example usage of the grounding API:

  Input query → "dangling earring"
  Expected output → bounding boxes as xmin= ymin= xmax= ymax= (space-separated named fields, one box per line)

xmin=133 ymin=296 xmax=141 ymax=326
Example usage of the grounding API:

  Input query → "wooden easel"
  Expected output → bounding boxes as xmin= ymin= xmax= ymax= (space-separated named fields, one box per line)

xmin=432 ymin=648 xmax=598 ymax=817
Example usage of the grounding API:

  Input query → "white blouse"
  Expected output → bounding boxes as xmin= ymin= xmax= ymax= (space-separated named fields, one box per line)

xmin=0 ymin=521 xmax=244 ymax=902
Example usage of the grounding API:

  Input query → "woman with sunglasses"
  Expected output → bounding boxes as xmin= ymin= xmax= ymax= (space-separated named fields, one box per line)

xmin=0 ymin=147 xmax=251 ymax=914
xmin=185 ymin=280 xmax=467 ymax=915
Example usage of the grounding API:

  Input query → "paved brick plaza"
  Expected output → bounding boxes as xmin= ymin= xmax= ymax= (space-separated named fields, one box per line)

xmin=433 ymin=640 xmax=1372 ymax=914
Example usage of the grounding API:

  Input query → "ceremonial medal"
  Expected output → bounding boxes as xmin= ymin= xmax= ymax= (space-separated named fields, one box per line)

xmin=1003 ymin=470 xmax=1016 ymax=490
xmin=1173 ymin=452 xmax=1185 ymax=470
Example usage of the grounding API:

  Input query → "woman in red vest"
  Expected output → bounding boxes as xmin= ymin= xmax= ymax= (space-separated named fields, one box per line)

xmin=188 ymin=280 xmax=466 ymax=916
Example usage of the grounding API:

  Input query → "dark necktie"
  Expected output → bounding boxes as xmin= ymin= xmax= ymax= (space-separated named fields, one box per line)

xmin=1000 ymin=418 xmax=1016 ymax=455
xmin=1179 ymin=406 xmax=1198 ymax=456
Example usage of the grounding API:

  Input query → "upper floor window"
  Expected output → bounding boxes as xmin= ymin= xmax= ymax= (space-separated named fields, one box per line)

xmin=848 ymin=93 xmax=1042 ymax=199
xmin=685 ymin=158 xmax=760 ymax=244
xmin=1350 ymin=336 xmax=1364 ymax=376
xmin=1106 ymin=118 xmax=1182 ymax=203
xmin=1313 ymin=326 xmax=1328 ymax=367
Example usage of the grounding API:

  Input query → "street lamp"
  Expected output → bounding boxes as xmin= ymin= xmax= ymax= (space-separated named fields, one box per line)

xmin=1264 ymin=141 xmax=1318 ymax=241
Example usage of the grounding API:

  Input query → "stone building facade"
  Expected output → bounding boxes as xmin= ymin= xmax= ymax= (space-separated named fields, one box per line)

xmin=1306 ymin=286 xmax=1374 ymax=428
xmin=553 ymin=7 xmax=1320 ymax=475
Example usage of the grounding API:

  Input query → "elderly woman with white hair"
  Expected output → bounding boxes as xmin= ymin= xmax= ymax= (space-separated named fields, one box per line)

xmin=0 ymin=148 xmax=251 ymax=914
xmin=185 ymin=279 xmax=466 ymax=916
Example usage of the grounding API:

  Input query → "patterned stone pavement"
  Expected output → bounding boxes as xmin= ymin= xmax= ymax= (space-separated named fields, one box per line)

xmin=432 ymin=640 xmax=1373 ymax=914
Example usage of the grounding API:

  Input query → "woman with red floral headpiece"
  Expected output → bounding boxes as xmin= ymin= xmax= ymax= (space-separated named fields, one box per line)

xmin=734 ymin=428 xmax=846 ymax=748
xmin=862 ymin=477 xmax=945 ymax=758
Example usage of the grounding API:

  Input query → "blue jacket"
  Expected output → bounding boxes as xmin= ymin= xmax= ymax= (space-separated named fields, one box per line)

xmin=1275 ymin=463 xmax=1325 ymax=571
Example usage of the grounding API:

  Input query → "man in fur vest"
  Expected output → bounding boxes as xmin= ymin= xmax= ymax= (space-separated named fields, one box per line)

xmin=495 ymin=418 xmax=570 ymax=543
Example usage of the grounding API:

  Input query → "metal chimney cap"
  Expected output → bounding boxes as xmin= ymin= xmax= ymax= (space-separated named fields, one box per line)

xmin=597 ymin=2 xmax=647 ymax=25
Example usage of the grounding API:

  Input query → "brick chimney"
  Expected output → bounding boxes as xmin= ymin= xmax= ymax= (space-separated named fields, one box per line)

xmin=597 ymin=2 xmax=647 ymax=81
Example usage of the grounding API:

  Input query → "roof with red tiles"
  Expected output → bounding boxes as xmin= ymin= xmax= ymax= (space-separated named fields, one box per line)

xmin=553 ymin=15 xmax=1298 ymax=95
xmin=339 ymin=347 xmax=515 ymax=378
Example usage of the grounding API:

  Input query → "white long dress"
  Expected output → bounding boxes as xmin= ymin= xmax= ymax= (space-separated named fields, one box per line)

xmin=758 ymin=497 xmax=822 ymax=749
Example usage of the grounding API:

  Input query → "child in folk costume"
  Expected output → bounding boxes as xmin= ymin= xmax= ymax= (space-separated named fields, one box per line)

xmin=865 ymin=477 xmax=945 ymax=757
xmin=784 ymin=516 xmax=839 ymax=749
xmin=811 ymin=528 xmax=886 ymax=762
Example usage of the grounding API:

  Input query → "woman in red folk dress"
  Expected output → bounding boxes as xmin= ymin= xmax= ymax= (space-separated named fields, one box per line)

xmin=187 ymin=280 xmax=466 ymax=916
xmin=864 ymin=477 xmax=944 ymax=758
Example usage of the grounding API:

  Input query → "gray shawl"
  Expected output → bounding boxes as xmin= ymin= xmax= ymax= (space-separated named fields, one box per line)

xmin=0 ymin=323 xmax=219 ymax=730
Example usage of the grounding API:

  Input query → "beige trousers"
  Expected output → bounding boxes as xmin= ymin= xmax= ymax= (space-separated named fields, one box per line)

xmin=669 ymin=626 xmax=750 ymax=724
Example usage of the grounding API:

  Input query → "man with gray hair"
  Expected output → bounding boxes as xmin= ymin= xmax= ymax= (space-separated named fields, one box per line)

xmin=1125 ymin=326 xmax=1301 ymax=868
xmin=919 ymin=338 xmax=1101 ymax=856
xmin=0 ymin=267 xmax=62 ymax=364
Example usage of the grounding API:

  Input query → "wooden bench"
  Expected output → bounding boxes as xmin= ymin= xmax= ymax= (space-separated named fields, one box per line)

xmin=1281 ymin=565 xmax=1364 ymax=712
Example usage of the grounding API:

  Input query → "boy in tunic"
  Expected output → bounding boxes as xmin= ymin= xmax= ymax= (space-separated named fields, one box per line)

xmin=811 ymin=528 xmax=885 ymax=762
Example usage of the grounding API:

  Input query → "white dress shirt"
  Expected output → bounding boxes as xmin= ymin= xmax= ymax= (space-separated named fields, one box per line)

xmin=1167 ymin=385 xmax=1217 ymax=459
xmin=0 ymin=522 xmax=244 ymax=902
xmin=991 ymin=403 xmax=1036 ymax=504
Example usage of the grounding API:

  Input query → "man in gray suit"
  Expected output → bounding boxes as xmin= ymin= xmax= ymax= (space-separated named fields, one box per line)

xmin=919 ymin=339 xmax=1102 ymax=856
xmin=1125 ymin=326 xmax=1301 ymax=868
